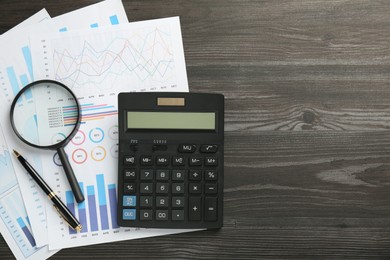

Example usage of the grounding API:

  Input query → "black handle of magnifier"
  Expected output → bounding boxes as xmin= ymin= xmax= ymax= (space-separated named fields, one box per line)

xmin=57 ymin=147 xmax=85 ymax=203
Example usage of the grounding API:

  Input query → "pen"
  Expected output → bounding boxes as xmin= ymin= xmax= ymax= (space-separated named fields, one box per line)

xmin=13 ymin=150 xmax=82 ymax=232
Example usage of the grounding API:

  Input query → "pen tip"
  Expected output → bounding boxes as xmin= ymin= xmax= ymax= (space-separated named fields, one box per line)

xmin=75 ymin=225 xmax=82 ymax=232
xmin=13 ymin=150 xmax=20 ymax=157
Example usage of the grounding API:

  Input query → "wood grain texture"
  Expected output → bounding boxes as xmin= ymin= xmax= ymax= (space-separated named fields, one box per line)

xmin=1 ymin=0 xmax=390 ymax=259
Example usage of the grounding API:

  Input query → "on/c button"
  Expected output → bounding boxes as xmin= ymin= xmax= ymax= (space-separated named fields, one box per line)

xmin=123 ymin=195 xmax=136 ymax=207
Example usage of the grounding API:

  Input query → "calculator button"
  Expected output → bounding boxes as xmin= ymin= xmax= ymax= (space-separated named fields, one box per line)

xmin=189 ymin=183 xmax=202 ymax=194
xmin=189 ymin=157 xmax=202 ymax=166
xmin=140 ymin=210 xmax=153 ymax=221
xmin=172 ymin=197 xmax=185 ymax=208
xmin=204 ymin=197 xmax=217 ymax=221
xmin=152 ymin=144 xmax=168 ymax=151
xmin=205 ymin=183 xmax=218 ymax=194
xmin=205 ymin=170 xmax=218 ymax=181
xmin=189 ymin=197 xmax=202 ymax=221
xmin=172 ymin=156 xmax=185 ymax=166
xmin=140 ymin=183 xmax=153 ymax=194
xmin=189 ymin=170 xmax=202 ymax=181
xmin=140 ymin=169 xmax=154 ymax=180
xmin=156 ymin=210 xmax=169 ymax=221
xmin=124 ymin=169 xmax=137 ymax=180
xmin=172 ymin=170 xmax=185 ymax=181
xmin=156 ymin=196 xmax=169 ymax=207
xmin=205 ymin=157 xmax=218 ymax=166
xmin=123 ymin=209 xmax=136 ymax=220
xmin=172 ymin=183 xmax=185 ymax=194
xmin=124 ymin=155 xmax=136 ymax=165
xmin=178 ymin=144 xmax=196 ymax=153
xmin=140 ymin=196 xmax=153 ymax=207
xmin=200 ymin=145 xmax=218 ymax=153
xmin=122 ymin=195 xmax=136 ymax=207
xmin=172 ymin=210 xmax=185 ymax=221
xmin=156 ymin=169 xmax=170 ymax=180
xmin=156 ymin=183 xmax=169 ymax=194
xmin=140 ymin=155 xmax=153 ymax=166
xmin=156 ymin=156 xmax=169 ymax=166
xmin=124 ymin=183 xmax=136 ymax=194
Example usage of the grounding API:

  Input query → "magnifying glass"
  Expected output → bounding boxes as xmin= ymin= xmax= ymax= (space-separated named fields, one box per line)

xmin=10 ymin=80 xmax=85 ymax=203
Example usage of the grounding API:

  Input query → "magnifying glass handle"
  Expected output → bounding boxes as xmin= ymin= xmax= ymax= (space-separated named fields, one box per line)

xmin=57 ymin=147 xmax=85 ymax=203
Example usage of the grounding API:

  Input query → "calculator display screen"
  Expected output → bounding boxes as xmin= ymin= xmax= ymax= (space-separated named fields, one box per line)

xmin=127 ymin=111 xmax=215 ymax=130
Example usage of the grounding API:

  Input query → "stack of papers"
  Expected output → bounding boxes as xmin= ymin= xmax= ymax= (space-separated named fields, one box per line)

xmin=0 ymin=0 xmax=191 ymax=259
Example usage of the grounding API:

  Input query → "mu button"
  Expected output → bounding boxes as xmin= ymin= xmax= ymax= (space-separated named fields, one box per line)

xmin=178 ymin=144 xmax=196 ymax=153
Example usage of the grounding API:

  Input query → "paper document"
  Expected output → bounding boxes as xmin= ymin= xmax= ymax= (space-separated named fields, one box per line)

xmin=30 ymin=16 xmax=193 ymax=250
xmin=0 ymin=10 xmax=57 ymax=260
xmin=0 ymin=0 xmax=128 ymax=246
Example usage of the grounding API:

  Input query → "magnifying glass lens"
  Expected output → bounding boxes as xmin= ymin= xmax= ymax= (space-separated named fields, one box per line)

xmin=12 ymin=82 xmax=78 ymax=147
xmin=11 ymin=80 xmax=84 ymax=203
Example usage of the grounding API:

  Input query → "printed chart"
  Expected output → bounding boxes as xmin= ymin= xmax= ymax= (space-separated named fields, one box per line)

xmin=0 ymin=46 xmax=34 ymax=104
xmin=32 ymin=17 xmax=188 ymax=97
xmin=0 ymin=123 xmax=53 ymax=259
xmin=0 ymin=188 xmax=37 ymax=258
xmin=65 ymin=174 xmax=119 ymax=235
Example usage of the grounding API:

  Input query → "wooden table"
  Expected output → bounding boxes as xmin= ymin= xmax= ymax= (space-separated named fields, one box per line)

xmin=1 ymin=0 xmax=390 ymax=258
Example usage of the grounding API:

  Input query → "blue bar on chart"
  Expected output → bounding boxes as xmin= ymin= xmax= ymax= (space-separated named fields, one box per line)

xmin=66 ymin=191 xmax=77 ymax=234
xmin=108 ymin=184 xmax=119 ymax=228
xmin=109 ymin=15 xmax=119 ymax=25
xmin=17 ymin=217 xmax=36 ymax=247
xmin=90 ymin=23 xmax=99 ymax=28
xmin=77 ymin=183 xmax=88 ymax=233
xmin=87 ymin=185 xmax=99 ymax=232
xmin=21 ymin=46 xmax=34 ymax=81
xmin=19 ymin=74 xmax=33 ymax=100
xmin=6 ymin=67 xmax=20 ymax=97
xmin=97 ymin=174 xmax=109 ymax=230
xmin=19 ymin=74 xmax=29 ymax=86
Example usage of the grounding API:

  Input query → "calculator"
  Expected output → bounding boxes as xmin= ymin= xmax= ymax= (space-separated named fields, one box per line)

xmin=117 ymin=92 xmax=224 ymax=229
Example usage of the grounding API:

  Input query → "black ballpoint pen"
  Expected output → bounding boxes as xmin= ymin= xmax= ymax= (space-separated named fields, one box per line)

xmin=13 ymin=150 xmax=82 ymax=232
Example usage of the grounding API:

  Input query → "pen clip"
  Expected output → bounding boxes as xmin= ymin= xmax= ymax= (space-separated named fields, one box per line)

xmin=53 ymin=204 xmax=82 ymax=232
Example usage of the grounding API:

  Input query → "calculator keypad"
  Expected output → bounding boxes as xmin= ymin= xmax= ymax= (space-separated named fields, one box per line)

xmin=120 ymin=143 xmax=222 ymax=228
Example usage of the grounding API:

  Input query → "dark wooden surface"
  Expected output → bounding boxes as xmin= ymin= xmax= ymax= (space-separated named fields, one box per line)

xmin=1 ymin=0 xmax=390 ymax=258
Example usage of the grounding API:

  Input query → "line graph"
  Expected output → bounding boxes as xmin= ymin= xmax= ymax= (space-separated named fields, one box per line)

xmin=33 ymin=17 xmax=188 ymax=97
xmin=52 ymin=26 xmax=177 ymax=93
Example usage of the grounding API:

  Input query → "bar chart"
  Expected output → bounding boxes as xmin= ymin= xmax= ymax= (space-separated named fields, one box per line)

xmin=0 ymin=188 xmax=38 ymax=258
xmin=60 ymin=14 xmax=120 ymax=32
xmin=4 ymin=46 xmax=33 ymax=100
xmin=65 ymin=174 xmax=119 ymax=235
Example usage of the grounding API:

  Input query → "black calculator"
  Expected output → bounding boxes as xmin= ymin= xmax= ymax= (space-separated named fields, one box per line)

xmin=117 ymin=92 xmax=224 ymax=229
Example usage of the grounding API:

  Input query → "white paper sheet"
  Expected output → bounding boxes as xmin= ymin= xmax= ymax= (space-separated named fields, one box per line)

xmin=0 ymin=9 xmax=57 ymax=260
xmin=30 ymin=16 xmax=194 ymax=250
xmin=0 ymin=0 xmax=129 ymax=246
